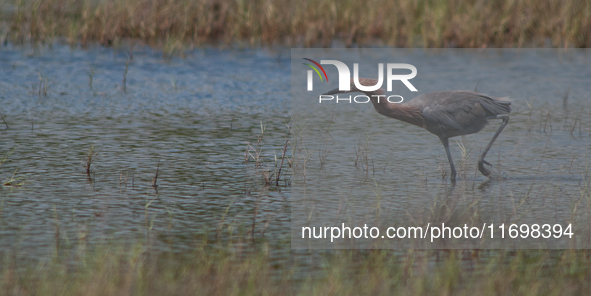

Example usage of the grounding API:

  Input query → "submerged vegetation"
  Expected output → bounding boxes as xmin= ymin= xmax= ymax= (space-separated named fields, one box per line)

xmin=1 ymin=0 xmax=590 ymax=50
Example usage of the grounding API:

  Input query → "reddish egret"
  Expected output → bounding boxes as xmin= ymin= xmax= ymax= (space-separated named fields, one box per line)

xmin=323 ymin=78 xmax=511 ymax=182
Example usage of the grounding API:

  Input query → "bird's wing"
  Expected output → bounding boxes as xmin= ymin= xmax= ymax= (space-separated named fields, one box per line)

xmin=419 ymin=91 xmax=509 ymax=130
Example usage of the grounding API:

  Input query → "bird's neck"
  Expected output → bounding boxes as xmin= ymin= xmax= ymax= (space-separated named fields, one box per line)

xmin=365 ymin=89 xmax=424 ymax=128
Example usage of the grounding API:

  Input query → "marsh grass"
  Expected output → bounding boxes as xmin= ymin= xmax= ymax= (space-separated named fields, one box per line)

xmin=0 ymin=114 xmax=8 ymax=129
xmin=275 ymin=134 xmax=290 ymax=186
xmin=122 ymin=59 xmax=130 ymax=92
xmin=0 ymin=148 xmax=24 ymax=187
xmin=317 ymin=113 xmax=335 ymax=169
xmin=2 ymin=237 xmax=591 ymax=295
xmin=289 ymin=117 xmax=314 ymax=180
xmin=86 ymin=63 xmax=95 ymax=89
xmin=2 ymin=168 xmax=24 ymax=187
xmin=84 ymin=143 xmax=98 ymax=181
xmin=245 ymin=121 xmax=291 ymax=187
xmin=354 ymin=133 xmax=374 ymax=177
xmin=455 ymin=136 xmax=477 ymax=179
xmin=4 ymin=0 xmax=591 ymax=50
xmin=30 ymin=72 xmax=49 ymax=97
xmin=245 ymin=121 xmax=267 ymax=168
xmin=151 ymin=161 xmax=159 ymax=189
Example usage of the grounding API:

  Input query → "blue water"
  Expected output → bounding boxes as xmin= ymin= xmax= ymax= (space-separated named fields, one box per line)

xmin=0 ymin=45 xmax=590 ymax=266
xmin=0 ymin=44 xmax=292 ymax=262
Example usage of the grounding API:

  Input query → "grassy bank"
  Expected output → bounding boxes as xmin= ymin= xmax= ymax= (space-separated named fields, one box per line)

xmin=1 ymin=0 xmax=590 ymax=50
xmin=2 ymin=239 xmax=591 ymax=295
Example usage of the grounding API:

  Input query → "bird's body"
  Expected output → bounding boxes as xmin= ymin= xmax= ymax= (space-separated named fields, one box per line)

xmin=324 ymin=78 xmax=511 ymax=182
xmin=373 ymin=90 xmax=510 ymax=138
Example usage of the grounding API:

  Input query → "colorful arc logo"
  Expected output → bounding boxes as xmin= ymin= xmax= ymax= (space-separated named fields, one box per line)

xmin=302 ymin=58 xmax=328 ymax=82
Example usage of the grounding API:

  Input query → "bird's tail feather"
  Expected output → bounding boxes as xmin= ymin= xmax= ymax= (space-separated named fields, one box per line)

xmin=480 ymin=96 xmax=512 ymax=115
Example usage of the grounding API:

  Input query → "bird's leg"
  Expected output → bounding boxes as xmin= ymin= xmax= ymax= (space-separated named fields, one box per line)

xmin=478 ymin=116 xmax=510 ymax=177
xmin=440 ymin=137 xmax=456 ymax=182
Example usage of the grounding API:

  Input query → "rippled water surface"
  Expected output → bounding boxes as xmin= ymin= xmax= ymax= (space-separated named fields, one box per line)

xmin=290 ymin=49 xmax=591 ymax=249
xmin=0 ymin=45 xmax=292 ymax=261
xmin=0 ymin=46 xmax=590 ymax=263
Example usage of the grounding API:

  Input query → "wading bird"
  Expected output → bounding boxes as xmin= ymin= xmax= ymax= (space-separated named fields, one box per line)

xmin=323 ymin=78 xmax=511 ymax=182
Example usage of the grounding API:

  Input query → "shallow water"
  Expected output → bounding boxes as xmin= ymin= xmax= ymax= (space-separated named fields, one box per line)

xmin=290 ymin=49 xmax=591 ymax=249
xmin=0 ymin=44 xmax=292 ymax=262
xmin=0 ymin=46 xmax=590 ymax=265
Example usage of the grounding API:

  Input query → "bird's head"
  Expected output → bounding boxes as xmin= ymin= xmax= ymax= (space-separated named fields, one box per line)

xmin=322 ymin=78 xmax=382 ymax=96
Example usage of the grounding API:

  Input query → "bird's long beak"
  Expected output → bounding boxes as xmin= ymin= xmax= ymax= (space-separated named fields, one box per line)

xmin=322 ymin=88 xmax=344 ymax=96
